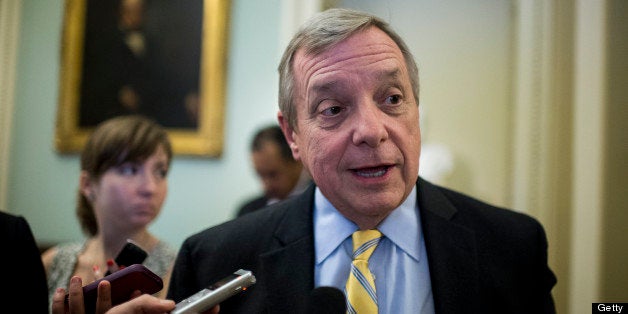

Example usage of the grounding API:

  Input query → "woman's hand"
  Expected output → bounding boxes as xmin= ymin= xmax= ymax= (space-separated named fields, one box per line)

xmin=51 ymin=276 xmax=178 ymax=314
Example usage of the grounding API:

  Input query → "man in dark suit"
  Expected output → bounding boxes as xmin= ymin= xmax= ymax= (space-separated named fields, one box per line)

xmin=0 ymin=212 xmax=48 ymax=312
xmin=236 ymin=125 xmax=311 ymax=217
xmin=168 ymin=8 xmax=556 ymax=314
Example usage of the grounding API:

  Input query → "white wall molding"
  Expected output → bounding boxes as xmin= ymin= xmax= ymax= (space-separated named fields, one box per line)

xmin=279 ymin=0 xmax=322 ymax=59
xmin=0 ymin=0 xmax=22 ymax=211
xmin=512 ymin=0 xmax=547 ymax=215
xmin=514 ymin=0 xmax=610 ymax=312
xmin=511 ymin=1 xmax=578 ymax=312
xmin=569 ymin=0 xmax=606 ymax=312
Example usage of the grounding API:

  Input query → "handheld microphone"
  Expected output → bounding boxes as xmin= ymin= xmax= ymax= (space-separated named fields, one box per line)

xmin=308 ymin=286 xmax=346 ymax=314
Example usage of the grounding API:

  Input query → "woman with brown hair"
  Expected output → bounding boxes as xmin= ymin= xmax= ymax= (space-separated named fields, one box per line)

xmin=42 ymin=115 xmax=177 ymax=306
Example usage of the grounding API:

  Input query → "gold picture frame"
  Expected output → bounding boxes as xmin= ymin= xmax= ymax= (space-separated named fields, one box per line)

xmin=55 ymin=0 xmax=230 ymax=157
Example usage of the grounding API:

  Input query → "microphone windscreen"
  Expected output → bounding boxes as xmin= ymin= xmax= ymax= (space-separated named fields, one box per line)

xmin=308 ymin=286 xmax=346 ymax=314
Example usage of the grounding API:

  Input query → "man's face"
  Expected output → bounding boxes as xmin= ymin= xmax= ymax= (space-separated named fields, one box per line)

xmin=120 ymin=0 xmax=145 ymax=30
xmin=252 ymin=141 xmax=303 ymax=200
xmin=280 ymin=26 xmax=421 ymax=229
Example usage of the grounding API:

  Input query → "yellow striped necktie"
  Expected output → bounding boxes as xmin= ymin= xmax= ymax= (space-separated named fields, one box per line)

xmin=345 ymin=229 xmax=383 ymax=314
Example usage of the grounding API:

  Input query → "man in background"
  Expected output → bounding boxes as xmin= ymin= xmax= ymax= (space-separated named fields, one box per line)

xmin=236 ymin=125 xmax=310 ymax=217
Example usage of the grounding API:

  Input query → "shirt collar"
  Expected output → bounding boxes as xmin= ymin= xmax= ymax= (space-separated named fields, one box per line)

xmin=314 ymin=186 xmax=421 ymax=264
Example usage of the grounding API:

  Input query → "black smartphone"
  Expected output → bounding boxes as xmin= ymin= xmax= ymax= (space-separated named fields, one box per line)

xmin=171 ymin=269 xmax=256 ymax=314
xmin=105 ymin=241 xmax=148 ymax=276
xmin=65 ymin=264 xmax=163 ymax=314
xmin=114 ymin=241 xmax=147 ymax=267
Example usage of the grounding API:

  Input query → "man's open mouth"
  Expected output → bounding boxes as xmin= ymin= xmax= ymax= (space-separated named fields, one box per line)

xmin=352 ymin=165 xmax=391 ymax=178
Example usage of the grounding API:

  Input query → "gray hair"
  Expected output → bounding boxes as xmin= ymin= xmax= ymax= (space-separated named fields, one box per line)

xmin=278 ymin=8 xmax=420 ymax=129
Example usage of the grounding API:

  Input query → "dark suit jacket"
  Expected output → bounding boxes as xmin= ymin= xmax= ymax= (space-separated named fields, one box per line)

xmin=0 ymin=212 xmax=49 ymax=312
xmin=236 ymin=195 xmax=269 ymax=217
xmin=169 ymin=178 xmax=556 ymax=314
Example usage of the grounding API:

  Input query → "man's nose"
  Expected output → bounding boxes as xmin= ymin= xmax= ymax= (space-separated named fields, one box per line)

xmin=351 ymin=101 xmax=388 ymax=147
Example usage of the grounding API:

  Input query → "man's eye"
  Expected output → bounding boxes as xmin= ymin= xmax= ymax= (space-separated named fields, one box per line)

xmin=385 ymin=94 xmax=402 ymax=105
xmin=321 ymin=106 xmax=343 ymax=116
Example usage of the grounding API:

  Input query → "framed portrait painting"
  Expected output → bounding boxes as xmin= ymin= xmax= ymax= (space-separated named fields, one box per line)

xmin=55 ymin=0 xmax=230 ymax=157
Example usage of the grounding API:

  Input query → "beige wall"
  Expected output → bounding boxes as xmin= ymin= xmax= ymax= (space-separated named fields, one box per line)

xmin=331 ymin=0 xmax=515 ymax=208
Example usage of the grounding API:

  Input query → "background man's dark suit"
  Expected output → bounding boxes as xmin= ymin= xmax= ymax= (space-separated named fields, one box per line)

xmin=168 ymin=178 xmax=556 ymax=314
xmin=236 ymin=196 xmax=269 ymax=217
xmin=0 ymin=212 xmax=49 ymax=312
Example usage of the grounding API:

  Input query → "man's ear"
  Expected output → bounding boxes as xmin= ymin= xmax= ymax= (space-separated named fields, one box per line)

xmin=277 ymin=111 xmax=300 ymax=160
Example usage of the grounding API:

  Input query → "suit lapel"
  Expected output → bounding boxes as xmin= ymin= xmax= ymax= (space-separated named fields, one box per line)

xmin=418 ymin=178 xmax=481 ymax=314
xmin=260 ymin=185 xmax=316 ymax=313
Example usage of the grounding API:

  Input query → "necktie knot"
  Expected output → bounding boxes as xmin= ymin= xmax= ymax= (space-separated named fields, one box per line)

xmin=352 ymin=229 xmax=382 ymax=261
